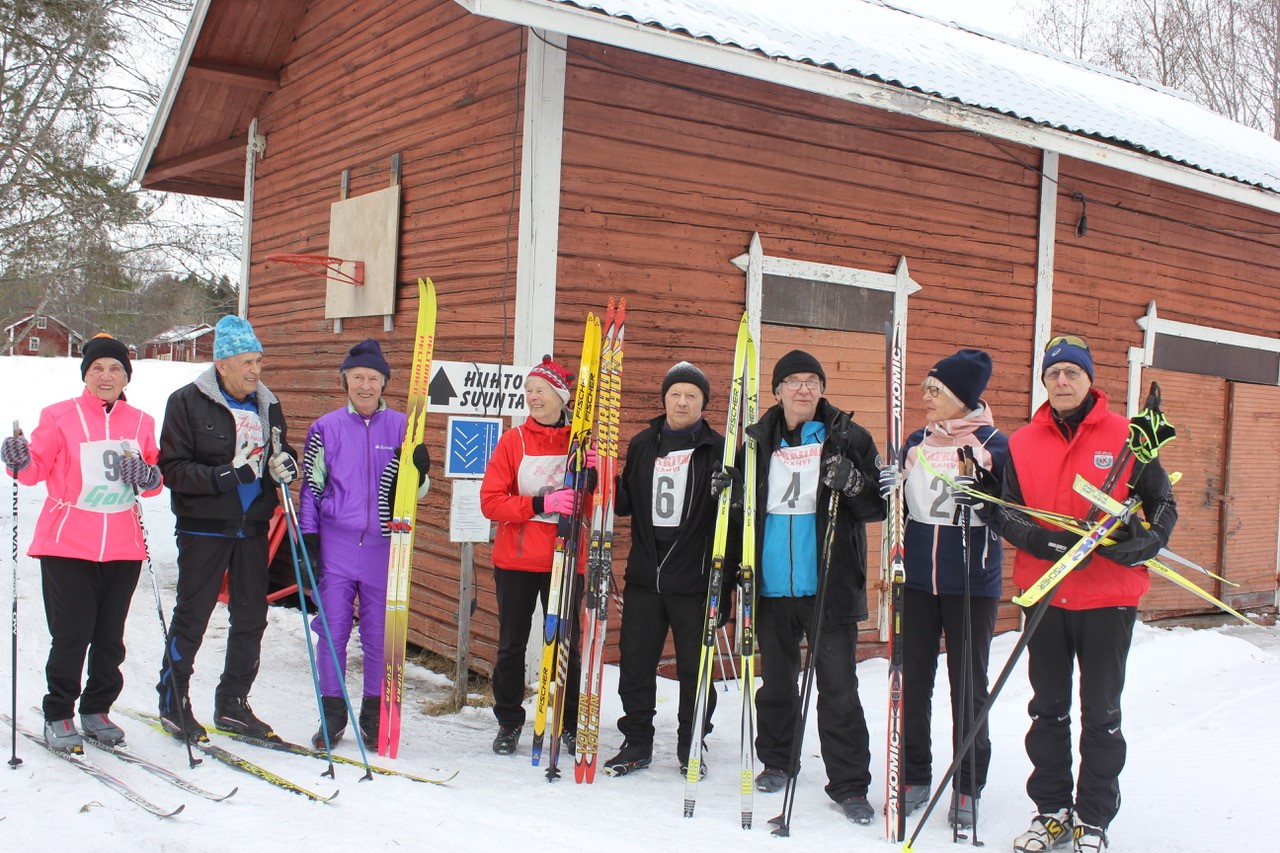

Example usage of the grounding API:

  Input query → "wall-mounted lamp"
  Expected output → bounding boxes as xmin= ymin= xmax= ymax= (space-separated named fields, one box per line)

xmin=1072 ymin=192 xmax=1089 ymax=237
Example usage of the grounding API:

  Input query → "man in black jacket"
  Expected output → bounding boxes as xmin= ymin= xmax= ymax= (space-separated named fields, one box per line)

xmin=743 ymin=350 xmax=885 ymax=826
xmin=604 ymin=362 xmax=732 ymax=777
xmin=155 ymin=315 xmax=298 ymax=742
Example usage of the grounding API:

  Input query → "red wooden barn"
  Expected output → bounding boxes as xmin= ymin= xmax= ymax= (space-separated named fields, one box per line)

xmin=4 ymin=313 xmax=85 ymax=358
xmin=135 ymin=0 xmax=1280 ymax=680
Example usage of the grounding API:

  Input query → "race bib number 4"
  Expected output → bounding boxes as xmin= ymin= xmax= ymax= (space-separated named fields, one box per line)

xmin=651 ymin=448 xmax=694 ymax=528
xmin=766 ymin=444 xmax=821 ymax=515
xmin=77 ymin=440 xmax=137 ymax=513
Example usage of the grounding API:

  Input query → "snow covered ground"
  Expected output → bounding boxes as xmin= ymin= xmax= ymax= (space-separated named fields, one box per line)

xmin=0 ymin=355 xmax=1276 ymax=852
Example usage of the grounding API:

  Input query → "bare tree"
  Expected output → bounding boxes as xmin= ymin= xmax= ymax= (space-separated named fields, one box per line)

xmin=1018 ymin=0 xmax=1280 ymax=140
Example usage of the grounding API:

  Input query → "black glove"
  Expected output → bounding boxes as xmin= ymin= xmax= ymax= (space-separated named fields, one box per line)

xmin=1035 ymin=528 xmax=1091 ymax=570
xmin=950 ymin=475 xmax=983 ymax=513
xmin=1098 ymin=515 xmax=1163 ymax=566
xmin=821 ymin=453 xmax=864 ymax=497
xmin=301 ymin=533 xmax=323 ymax=591
xmin=412 ymin=443 xmax=431 ymax=482
xmin=710 ymin=467 xmax=743 ymax=502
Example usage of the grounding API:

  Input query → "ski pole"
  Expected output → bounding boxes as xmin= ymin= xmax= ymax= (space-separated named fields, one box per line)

xmin=769 ymin=490 xmax=840 ymax=837
xmin=953 ymin=448 xmax=980 ymax=845
xmin=121 ymin=442 xmax=200 ymax=769
xmin=8 ymin=422 xmax=22 ymax=769
xmin=273 ymin=428 xmax=372 ymax=781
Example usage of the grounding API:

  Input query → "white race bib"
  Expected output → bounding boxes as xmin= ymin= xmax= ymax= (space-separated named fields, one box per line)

xmin=766 ymin=444 xmax=821 ymax=515
xmin=905 ymin=446 xmax=986 ymax=528
xmin=76 ymin=440 xmax=137 ymax=514
xmin=519 ymin=452 xmax=567 ymax=523
xmin=651 ymin=448 xmax=694 ymax=528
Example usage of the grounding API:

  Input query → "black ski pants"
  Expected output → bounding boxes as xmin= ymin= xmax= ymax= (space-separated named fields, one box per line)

xmin=39 ymin=556 xmax=141 ymax=721
xmin=157 ymin=532 xmax=269 ymax=714
xmin=491 ymin=566 xmax=581 ymax=731
xmin=1024 ymin=604 xmax=1137 ymax=829
xmin=614 ymin=583 xmax=715 ymax=758
xmin=755 ymin=594 xmax=871 ymax=803
xmin=902 ymin=585 xmax=999 ymax=797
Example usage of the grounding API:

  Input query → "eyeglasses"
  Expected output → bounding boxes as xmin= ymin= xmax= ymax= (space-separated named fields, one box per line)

xmin=1044 ymin=367 xmax=1085 ymax=382
xmin=1045 ymin=334 xmax=1090 ymax=352
xmin=921 ymin=382 xmax=943 ymax=399
xmin=782 ymin=378 xmax=822 ymax=391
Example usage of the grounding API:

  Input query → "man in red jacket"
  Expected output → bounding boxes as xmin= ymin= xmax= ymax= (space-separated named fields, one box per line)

xmin=1001 ymin=336 xmax=1176 ymax=853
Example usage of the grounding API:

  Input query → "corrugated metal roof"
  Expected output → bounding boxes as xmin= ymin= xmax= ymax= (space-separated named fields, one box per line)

xmin=553 ymin=0 xmax=1280 ymax=193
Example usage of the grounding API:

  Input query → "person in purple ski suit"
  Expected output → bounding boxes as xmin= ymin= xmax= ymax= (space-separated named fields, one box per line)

xmin=299 ymin=339 xmax=430 ymax=749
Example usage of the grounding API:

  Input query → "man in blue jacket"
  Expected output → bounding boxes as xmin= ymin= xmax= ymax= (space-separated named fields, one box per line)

xmin=742 ymin=350 xmax=885 ymax=826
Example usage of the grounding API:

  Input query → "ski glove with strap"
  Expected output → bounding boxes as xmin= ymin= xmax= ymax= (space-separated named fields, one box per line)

xmin=950 ymin=475 xmax=983 ymax=513
xmin=542 ymin=488 xmax=577 ymax=516
xmin=232 ymin=439 xmax=263 ymax=483
xmin=1033 ymin=528 xmax=1092 ymax=570
xmin=1098 ymin=515 xmax=1163 ymax=566
xmin=118 ymin=456 xmax=161 ymax=490
xmin=709 ymin=467 xmax=744 ymax=510
xmin=300 ymin=532 xmax=323 ymax=591
xmin=412 ymin=443 xmax=431 ymax=481
xmin=821 ymin=452 xmax=865 ymax=497
xmin=877 ymin=463 xmax=902 ymax=500
xmin=269 ymin=450 xmax=298 ymax=484
xmin=2 ymin=435 xmax=31 ymax=474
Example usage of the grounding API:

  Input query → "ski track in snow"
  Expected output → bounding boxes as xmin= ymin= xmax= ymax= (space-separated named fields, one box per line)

xmin=0 ymin=356 xmax=1277 ymax=852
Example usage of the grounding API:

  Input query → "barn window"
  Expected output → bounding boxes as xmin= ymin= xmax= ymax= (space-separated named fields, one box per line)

xmin=35 ymin=317 xmax=47 ymax=330
xmin=1135 ymin=302 xmax=1280 ymax=388
xmin=27 ymin=337 xmax=40 ymax=352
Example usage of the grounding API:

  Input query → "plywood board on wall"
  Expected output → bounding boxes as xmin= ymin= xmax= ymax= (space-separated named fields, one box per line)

xmin=325 ymin=184 xmax=400 ymax=319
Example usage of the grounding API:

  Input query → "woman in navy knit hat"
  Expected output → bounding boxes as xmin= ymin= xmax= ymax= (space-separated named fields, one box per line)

xmin=884 ymin=348 xmax=1008 ymax=831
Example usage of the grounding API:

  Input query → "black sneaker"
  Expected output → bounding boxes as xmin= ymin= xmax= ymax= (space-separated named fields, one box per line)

xmin=755 ymin=765 xmax=789 ymax=792
xmin=213 ymin=696 xmax=276 ymax=740
xmin=159 ymin=696 xmax=207 ymax=742
xmin=603 ymin=741 xmax=653 ymax=777
xmin=311 ymin=696 xmax=347 ymax=749
xmin=560 ymin=729 xmax=577 ymax=754
xmin=841 ymin=795 xmax=875 ymax=825
xmin=493 ymin=724 xmax=522 ymax=755
xmin=358 ymin=696 xmax=380 ymax=750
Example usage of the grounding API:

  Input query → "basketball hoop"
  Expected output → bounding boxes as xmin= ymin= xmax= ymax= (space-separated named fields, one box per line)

xmin=265 ymin=253 xmax=364 ymax=287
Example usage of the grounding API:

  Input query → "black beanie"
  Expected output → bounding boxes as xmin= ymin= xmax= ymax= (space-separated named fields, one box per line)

xmin=927 ymin=349 xmax=992 ymax=410
xmin=80 ymin=334 xmax=132 ymax=380
xmin=661 ymin=361 xmax=711 ymax=405
xmin=772 ymin=349 xmax=825 ymax=393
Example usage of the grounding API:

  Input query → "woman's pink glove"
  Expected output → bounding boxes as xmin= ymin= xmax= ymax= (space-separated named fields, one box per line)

xmin=543 ymin=488 xmax=577 ymax=515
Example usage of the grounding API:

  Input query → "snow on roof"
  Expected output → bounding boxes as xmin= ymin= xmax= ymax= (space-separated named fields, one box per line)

xmin=552 ymin=0 xmax=1280 ymax=193
xmin=148 ymin=323 xmax=213 ymax=344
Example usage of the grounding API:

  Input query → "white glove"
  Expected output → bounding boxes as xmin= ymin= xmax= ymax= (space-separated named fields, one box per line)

xmin=232 ymin=439 xmax=264 ymax=484
xmin=269 ymin=451 xmax=298 ymax=484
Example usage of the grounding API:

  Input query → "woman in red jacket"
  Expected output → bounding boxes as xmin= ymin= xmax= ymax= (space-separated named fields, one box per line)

xmin=480 ymin=356 xmax=585 ymax=756
xmin=1 ymin=335 xmax=163 ymax=752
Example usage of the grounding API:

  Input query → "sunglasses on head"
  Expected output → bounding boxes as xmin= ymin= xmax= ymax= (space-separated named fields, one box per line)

xmin=1045 ymin=334 xmax=1089 ymax=352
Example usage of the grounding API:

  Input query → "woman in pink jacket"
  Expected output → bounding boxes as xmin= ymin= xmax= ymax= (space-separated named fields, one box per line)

xmin=1 ymin=335 xmax=163 ymax=752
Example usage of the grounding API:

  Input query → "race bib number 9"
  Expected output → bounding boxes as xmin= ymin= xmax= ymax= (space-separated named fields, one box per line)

xmin=77 ymin=440 xmax=137 ymax=513
xmin=766 ymin=444 xmax=821 ymax=515
xmin=651 ymin=448 xmax=694 ymax=528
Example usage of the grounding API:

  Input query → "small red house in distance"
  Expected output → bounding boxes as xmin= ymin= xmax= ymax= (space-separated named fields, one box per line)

xmin=144 ymin=323 xmax=215 ymax=362
xmin=4 ymin=313 xmax=85 ymax=358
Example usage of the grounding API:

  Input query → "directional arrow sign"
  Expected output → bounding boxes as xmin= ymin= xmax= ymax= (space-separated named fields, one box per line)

xmin=427 ymin=361 xmax=532 ymax=416
xmin=446 ymin=416 xmax=502 ymax=479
